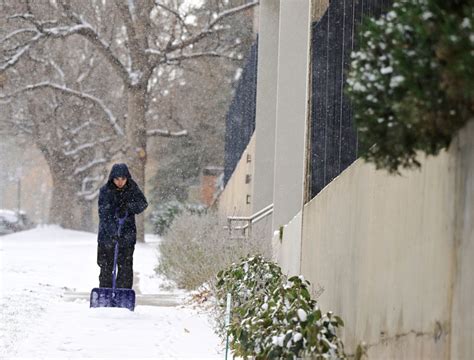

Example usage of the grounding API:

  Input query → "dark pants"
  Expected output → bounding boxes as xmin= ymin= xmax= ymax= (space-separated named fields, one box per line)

xmin=97 ymin=243 xmax=135 ymax=289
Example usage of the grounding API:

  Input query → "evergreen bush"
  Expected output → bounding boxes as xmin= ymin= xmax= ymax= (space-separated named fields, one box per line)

xmin=216 ymin=256 xmax=345 ymax=359
xmin=347 ymin=0 xmax=474 ymax=172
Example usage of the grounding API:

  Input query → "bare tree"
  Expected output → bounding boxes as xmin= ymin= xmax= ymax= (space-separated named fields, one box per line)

xmin=1 ymin=27 xmax=124 ymax=229
xmin=0 ymin=0 xmax=258 ymax=238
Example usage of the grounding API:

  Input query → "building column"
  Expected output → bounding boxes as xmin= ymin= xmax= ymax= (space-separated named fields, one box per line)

xmin=252 ymin=0 xmax=281 ymax=214
xmin=272 ymin=0 xmax=312 ymax=232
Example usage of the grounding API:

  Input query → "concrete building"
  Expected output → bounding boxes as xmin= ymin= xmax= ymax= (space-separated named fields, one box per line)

xmin=216 ymin=0 xmax=474 ymax=358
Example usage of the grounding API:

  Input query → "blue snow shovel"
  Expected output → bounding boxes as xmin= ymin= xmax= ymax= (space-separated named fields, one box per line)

xmin=90 ymin=211 xmax=135 ymax=311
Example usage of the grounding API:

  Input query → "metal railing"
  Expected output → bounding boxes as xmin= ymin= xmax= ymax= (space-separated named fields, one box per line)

xmin=225 ymin=203 xmax=273 ymax=239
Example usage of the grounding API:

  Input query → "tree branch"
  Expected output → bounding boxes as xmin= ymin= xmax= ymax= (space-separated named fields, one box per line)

xmin=0 ymin=32 xmax=43 ymax=71
xmin=146 ymin=129 xmax=188 ymax=137
xmin=0 ymin=28 xmax=37 ymax=44
xmin=165 ymin=1 xmax=258 ymax=53
xmin=2 ymin=11 xmax=131 ymax=84
xmin=154 ymin=2 xmax=186 ymax=26
xmin=58 ymin=24 xmax=131 ymax=83
xmin=115 ymin=1 xmax=140 ymax=58
xmin=0 ymin=82 xmax=124 ymax=136
xmin=77 ymin=174 xmax=105 ymax=200
xmin=63 ymin=136 xmax=114 ymax=156
xmin=74 ymin=158 xmax=107 ymax=175
xmin=115 ymin=0 xmax=154 ymax=83
xmin=164 ymin=51 xmax=242 ymax=64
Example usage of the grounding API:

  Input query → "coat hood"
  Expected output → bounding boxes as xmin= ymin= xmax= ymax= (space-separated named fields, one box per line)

xmin=108 ymin=163 xmax=132 ymax=182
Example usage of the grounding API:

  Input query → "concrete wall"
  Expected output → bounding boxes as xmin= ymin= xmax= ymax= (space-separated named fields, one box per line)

xmin=272 ymin=210 xmax=303 ymax=277
xmin=217 ymin=133 xmax=255 ymax=218
xmin=246 ymin=0 xmax=474 ymax=357
xmin=295 ymin=121 xmax=474 ymax=358
xmin=450 ymin=122 xmax=474 ymax=360
xmin=272 ymin=0 xmax=312 ymax=232
xmin=219 ymin=0 xmax=474 ymax=356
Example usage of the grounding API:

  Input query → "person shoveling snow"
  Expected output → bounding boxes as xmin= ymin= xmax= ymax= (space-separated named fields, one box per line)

xmin=90 ymin=163 xmax=148 ymax=311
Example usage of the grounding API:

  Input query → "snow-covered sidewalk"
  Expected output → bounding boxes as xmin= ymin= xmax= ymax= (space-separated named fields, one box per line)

xmin=0 ymin=226 xmax=223 ymax=359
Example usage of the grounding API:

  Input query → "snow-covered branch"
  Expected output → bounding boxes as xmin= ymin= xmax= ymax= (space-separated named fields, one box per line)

xmin=0 ymin=28 xmax=37 ymax=44
xmin=49 ymin=23 xmax=131 ymax=84
xmin=165 ymin=51 xmax=242 ymax=63
xmin=1 ymin=14 xmax=130 ymax=84
xmin=146 ymin=129 xmax=188 ymax=137
xmin=77 ymin=174 xmax=105 ymax=200
xmin=74 ymin=158 xmax=107 ymax=175
xmin=0 ymin=33 xmax=42 ymax=71
xmin=63 ymin=137 xmax=115 ymax=156
xmin=8 ymin=13 xmax=35 ymax=21
xmin=207 ymin=2 xmax=259 ymax=30
xmin=145 ymin=48 xmax=161 ymax=56
xmin=76 ymin=56 xmax=95 ymax=86
xmin=63 ymin=143 xmax=95 ymax=156
xmin=0 ymin=82 xmax=124 ymax=136
xmin=43 ymin=24 xmax=93 ymax=37
xmin=71 ymin=120 xmax=91 ymax=135
xmin=77 ymin=187 xmax=101 ymax=201
xmin=165 ymin=1 xmax=259 ymax=53
xmin=154 ymin=2 xmax=186 ymax=26
xmin=49 ymin=60 xmax=65 ymax=84
xmin=0 ymin=24 xmax=95 ymax=72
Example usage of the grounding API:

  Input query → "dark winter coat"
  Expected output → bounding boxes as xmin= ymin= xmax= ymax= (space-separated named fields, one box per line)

xmin=98 ymin=163 xmax=148 ymax=246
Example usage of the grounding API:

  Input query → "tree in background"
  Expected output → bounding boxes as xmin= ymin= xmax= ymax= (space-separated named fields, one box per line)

xmin=150 ymin=58 xmax=247 ymax=203
xmin=0 ymin=0 xmax=257 ymax=235
xmin=149 ymin=0 xmax=255 ymax=216
xmin=1 ymin=33 xmax=122 ymax=229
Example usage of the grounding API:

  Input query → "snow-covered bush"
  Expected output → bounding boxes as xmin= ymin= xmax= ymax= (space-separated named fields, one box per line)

xmin=216 ymin=256 xmax=345 ymax=359
xmin=157 ymin=211 xmax=267 ymax=290
xmin=347 ymin=0 xmax=474 ymax=173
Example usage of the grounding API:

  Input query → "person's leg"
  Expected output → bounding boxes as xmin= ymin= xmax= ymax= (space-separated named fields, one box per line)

xmin=116 ymin=244 xmax=135 ymax=289
xmin=97 ymin=243 xmax=114 ymax=287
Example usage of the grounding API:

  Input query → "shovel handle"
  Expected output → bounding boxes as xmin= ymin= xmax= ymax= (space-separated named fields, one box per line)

xmin=112 ymin=241 xmax=119 ymax=291
xmin=115 ymin=210 xmax=128 ymax=237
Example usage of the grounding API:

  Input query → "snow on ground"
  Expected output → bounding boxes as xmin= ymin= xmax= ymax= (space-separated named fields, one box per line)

xmin=0 ymin=226 xmax=223 ymax=359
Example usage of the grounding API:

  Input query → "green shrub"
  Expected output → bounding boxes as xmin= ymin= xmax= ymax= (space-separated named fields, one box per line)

xmin=216 ymin=256 xmax=345 ymax=359
xmin=347 ymin=0 xmax=474 ymax=173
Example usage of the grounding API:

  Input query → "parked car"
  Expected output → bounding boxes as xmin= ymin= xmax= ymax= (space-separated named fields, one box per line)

xmin=0 ymin=209 xmax=35 ymax=236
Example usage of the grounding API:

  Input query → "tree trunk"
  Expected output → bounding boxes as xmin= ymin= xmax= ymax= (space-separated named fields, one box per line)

xmin=40 ymin=148 xmax=93 ymax=231
xmin=49 ymin=173 xmax=82 ymax=230
xmin=79 ymin=197 xmax=94 ymax=232
xmin=126 ymin=85 xmax=148 ymax=242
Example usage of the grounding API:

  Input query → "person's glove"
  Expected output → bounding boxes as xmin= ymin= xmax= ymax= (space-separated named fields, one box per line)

xmin=117 ymin=206 xmax=127 ymax=218
xmin=117 ymin=197 xmax=127 ymax=218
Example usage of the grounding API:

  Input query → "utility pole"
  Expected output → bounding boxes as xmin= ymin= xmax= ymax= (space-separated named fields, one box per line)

xmin=17 ymin=177 xmax=21 ymax=214
xmin=15 ymin=167 xmax=22 ymax=215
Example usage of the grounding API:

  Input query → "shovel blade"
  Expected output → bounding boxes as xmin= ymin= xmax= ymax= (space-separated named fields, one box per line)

xmin=90 ymin=287 xmax=135 ymax=311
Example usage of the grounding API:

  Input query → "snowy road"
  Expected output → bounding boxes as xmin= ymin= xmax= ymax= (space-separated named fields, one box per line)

xmin=0 ymin=226 xmax=223 ymax=359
